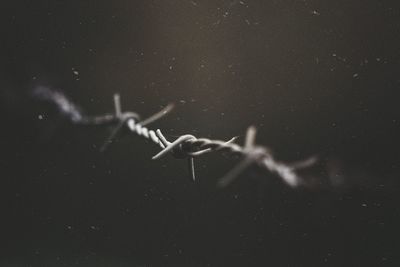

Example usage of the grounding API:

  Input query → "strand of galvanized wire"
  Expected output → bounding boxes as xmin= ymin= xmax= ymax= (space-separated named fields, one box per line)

xmin=35 ymin=87 xmax=317 ymax=187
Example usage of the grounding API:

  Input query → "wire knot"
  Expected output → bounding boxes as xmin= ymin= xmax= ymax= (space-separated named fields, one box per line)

xmin=152 ymin=133 xmax=197 ymax=160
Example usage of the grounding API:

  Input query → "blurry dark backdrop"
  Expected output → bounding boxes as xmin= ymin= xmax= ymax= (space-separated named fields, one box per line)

xmin=0 ymin=0 xmax=399 ymax=266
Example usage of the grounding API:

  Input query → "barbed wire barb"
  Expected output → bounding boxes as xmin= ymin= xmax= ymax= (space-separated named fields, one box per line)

xmin=101 ymin=94 xmax=175 ymax=152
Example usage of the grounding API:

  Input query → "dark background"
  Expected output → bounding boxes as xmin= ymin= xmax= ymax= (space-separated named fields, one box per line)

xmin=1 ymin=0 xmax=399 ymax=266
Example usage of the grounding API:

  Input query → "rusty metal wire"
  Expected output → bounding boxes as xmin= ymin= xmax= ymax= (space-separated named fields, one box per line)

xmin=35 ymin=87 xmax=317 ymax=187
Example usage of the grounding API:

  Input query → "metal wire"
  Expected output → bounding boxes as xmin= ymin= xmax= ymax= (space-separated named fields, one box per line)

xmin=35 ymin=87 xmax=317 ymax=187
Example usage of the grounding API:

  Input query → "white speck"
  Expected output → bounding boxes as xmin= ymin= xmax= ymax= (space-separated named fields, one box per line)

xmin=353 ymin=73 xmax=359 ymax=78
xmin=72 ymin=67 xmax=79 ymax=76
xmin=311 ymin=10 xmax=320 ymax=16
xmin=38 ymin=114 xmax=44 ymax=120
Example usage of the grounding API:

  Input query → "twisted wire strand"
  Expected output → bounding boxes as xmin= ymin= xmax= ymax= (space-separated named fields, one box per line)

xmin=35 ymin=87 xmax=317 ymax=188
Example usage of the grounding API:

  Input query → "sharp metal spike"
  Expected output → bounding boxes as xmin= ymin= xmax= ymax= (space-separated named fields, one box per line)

xmin=113 ymin=94 xmax=122 ymax=118
xmin=188 ymin=157 xmax=196 ymax=182
xmin=244 ymin=126 xmax=257 ymax=149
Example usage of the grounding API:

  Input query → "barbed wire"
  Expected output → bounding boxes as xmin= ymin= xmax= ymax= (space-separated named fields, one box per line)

xmin=34 ymin=86 xmax=318 ymax=188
